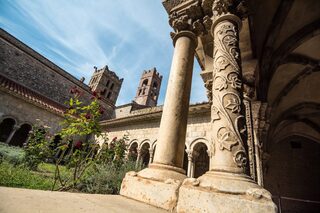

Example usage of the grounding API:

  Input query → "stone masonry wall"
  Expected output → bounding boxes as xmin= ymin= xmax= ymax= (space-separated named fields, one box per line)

xmin=99 ymin=110 xmax=212 ymax=150
xmin=0 ymin=29 xmax=114 ymax=119
xmin=0 ymin=90 xmax=63 ymax=133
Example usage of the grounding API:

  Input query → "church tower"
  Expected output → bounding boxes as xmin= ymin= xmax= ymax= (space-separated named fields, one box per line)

xmin=134 ymin=67 xmax=162 ymax=107
xmin=88 ymin=65 xmax=123 ymax=105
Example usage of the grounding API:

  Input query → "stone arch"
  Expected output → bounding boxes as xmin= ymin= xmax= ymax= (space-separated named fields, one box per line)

xmin=0 ymin=117 xmax=17 ymax=143
xmin=9 ymin=123 xmax=32 ymax=147
xmin=128 ymin=139 xmax=138 ymax=162
xmin=138 ymin=139 xmax=151 ymax=166
xmin=189 ymin=137 xmax=211 ymax=154
xmin=193 ymin=142 xmax=210 ymax=178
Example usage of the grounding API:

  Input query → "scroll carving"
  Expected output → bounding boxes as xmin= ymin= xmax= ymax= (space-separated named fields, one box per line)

xmin=211 ymin=18 xmax=248 ymax=170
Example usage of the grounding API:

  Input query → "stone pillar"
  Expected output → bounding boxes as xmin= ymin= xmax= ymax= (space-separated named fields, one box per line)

xmin=186 ymin=150 xmax=193 ymax=177
xmin=176 ymin=1 xmax=277 ymax=212
xmin=152 ymin=31 xmax=196 ymax=168
xmin=120 ymin=27 xmax=197 ymax=211
xmin=135 ymin=148 xmax=141 ymax=168
xmin=5 ymin=125 xmax=19 ymax=144
xmin=148 ymin=148 xmax=154 ymax=164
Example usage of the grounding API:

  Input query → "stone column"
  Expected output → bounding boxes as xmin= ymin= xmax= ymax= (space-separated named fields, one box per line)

xmin=120 ymin=27 xmax=198 ymax=211
xmin=148 ymin=148 xmax=154 ymax=164
xmin=5 ymin=125 xmax=19 ymax=144
xmin=186 ymin=150 xmax=193 ymax=177
xmin=135 ymin=148 xmax=141 ymax=168
xmin=176 ymin=1 xmax=277 ymax=212
xmin=152 ymin=31 xmax=197 ymax=169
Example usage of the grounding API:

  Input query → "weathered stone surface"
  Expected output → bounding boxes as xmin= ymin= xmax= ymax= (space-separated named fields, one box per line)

xmin=177 ymin=184 xmax=277 ymax=213
xmin=120 ymin=170 xmax=182 ymax=211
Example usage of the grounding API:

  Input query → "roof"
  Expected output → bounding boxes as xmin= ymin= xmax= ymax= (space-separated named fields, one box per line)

xmin=0 ymin=73 xmax=66 ymax=115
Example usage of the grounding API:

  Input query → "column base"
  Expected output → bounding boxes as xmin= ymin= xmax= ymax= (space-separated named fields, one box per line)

xmin=176 ymin=171 xmax=277 ymax=213
xmin=120 ymin=163 xmax=187 ymax=211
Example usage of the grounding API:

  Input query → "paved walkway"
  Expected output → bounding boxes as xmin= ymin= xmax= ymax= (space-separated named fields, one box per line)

xmin=0 ymin=187 xmax=166 ymax=213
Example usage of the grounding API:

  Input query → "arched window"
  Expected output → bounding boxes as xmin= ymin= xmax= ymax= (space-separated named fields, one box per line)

xmin=128 ymin=142 xmax=138 ymax=161
xmin=0 ymin=118 xmax=16 ymax=142
xmin=140 ymin=143 xmax=150 ymax=166
xmin=142 ymin=79 xmax=148 ymax=86
xmin=106 ymin=80 xmax=110 ymax=87
xmin=10 ymin=123 xmax=32 ymax=147
xmin=153 ymin=82 xmax=158 ymax=90
xmin=101 ymin=89 xmax=106 ymax=96
xmin=107 ymin=91 xmax=112 ymax=99
xmin=110 ymin=83 xmax=114 ymax=90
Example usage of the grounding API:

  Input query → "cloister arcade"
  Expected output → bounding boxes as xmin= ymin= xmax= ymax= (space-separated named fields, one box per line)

xmin=126 ymin=138 xmax=211 ymax=178
xmin=0 ymin=116 xmax=32 ymax=147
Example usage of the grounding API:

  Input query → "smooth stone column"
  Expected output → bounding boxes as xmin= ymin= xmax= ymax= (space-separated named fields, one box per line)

xmin=5 ymin=125 xmax=19 ymax=144
xmin=148 ymin=148 xmax=154 ymax=164
xmin=120 ymin=31 xmax=197 ymax=211
xmin=186 ymin=150 xmax=193 ymax=177
xmin=152 ymin=31 xmax=197 ymax=169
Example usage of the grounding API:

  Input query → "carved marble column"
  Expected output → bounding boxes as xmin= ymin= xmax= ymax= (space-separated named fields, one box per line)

xmin=176 ymin=1 xmax=277 ymax=212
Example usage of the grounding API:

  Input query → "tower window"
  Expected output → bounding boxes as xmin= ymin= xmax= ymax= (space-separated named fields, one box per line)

xmin=107 ymin=91 xmax=112 ymax=99
xmin=153 ymin=82 xmax=158 ymax=89
xmin=101 ymin=89 xmax=106 ymax=96
xmin=106 ymin=80 xmax=110 ymax=87
xmin=110 ymin=83 xmax=114 ymax=90
xmin=142 ymin=79 xmax=148 ymax=86
xmin=139 ymin=89 xmax=142 ymax=95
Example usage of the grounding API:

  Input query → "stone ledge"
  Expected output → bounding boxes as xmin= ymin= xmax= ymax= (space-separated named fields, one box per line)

xmin=120 ymin=171 xmax=182 ymax=211
xmin=177 ymin=184 xmax=277 ymax=213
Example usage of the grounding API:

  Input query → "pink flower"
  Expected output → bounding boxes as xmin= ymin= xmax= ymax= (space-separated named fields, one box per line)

xmin=74 ymin=140 xmax=82 ymax=149
xmin=85 ymin=113 xmax=91 ymax=119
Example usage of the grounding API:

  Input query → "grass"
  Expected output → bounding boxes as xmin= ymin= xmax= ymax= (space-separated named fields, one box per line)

xmin=0 ymin=142 xmax=25 ymax=165
xmin=0 ymin=161 xmax=54 ymax=190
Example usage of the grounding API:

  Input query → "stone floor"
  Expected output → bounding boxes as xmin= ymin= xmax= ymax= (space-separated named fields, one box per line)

xmin=0 ymin=187 xmax=166 ymax=213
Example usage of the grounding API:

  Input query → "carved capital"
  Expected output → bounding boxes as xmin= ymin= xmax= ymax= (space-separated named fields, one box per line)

xmin=211 ymin=0 xmax=248 ymax=31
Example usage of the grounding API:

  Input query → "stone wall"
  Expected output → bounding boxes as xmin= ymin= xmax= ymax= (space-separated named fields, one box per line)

xmin=0 ymin=29 xmax=114 ymax=118
xmin=99 ymin=103 xmax=212 ymax=151
xmin=0 ymin=90 xmax=63 ymax=133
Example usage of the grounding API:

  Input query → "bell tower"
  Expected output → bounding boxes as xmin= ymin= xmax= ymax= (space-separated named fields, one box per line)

xmin=88 ymin=65 xmax=123 ymax=105
xmin=134 ymin=67 xmax=162 ymax=107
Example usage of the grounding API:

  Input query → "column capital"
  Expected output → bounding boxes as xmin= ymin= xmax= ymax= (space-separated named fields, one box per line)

xmin=168 ymin=1 xmax=210 ymax=37
xmin=211 ymin=0 xmax=248 ymax=30
xmin=171 ymin=30 xmax=198 ymax=47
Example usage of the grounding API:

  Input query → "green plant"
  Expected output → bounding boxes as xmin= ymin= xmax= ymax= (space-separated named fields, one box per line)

xmin=0 ymin=142 xmax=25 ymax=165
xmin=0 ymin=161 xmax=54 ymax=190
xmin=52 ymin=88 xmax=106 ymax=191
xmin=24 ymin=125 xmax=54 ymax=170
xmin=78 ymin=160 xmax=144 ymax=194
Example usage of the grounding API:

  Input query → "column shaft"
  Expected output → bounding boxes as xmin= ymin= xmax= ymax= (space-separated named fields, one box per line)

xmin=210 ymin=19 xmax=248 ymax=174
xmin=153 ymin=31 xmax=196 ymax=168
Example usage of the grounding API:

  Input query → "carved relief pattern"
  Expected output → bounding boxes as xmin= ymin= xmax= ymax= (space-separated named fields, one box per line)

xmin=211 ymin=20 xmax=248 ymax=170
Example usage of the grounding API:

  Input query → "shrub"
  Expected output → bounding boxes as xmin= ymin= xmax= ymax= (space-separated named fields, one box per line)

xmin=78 ymin=160 xmax=144 ymax=194
xmin=0 ymin=142 xmax=25 ymax=165
xmin=24 ymin=125 xmax=54 ymax=170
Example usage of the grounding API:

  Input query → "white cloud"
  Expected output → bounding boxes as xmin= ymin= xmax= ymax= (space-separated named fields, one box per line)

xmin=0 ymin=0 xmax=207 ymax=105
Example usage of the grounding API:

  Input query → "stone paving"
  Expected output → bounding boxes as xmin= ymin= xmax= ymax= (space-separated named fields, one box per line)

xmin=0 ymin=187 xmax=166 ymax=213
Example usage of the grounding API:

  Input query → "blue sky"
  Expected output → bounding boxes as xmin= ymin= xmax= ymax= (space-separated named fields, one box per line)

xmin=0 ymin=0 xmax=207 ymax=105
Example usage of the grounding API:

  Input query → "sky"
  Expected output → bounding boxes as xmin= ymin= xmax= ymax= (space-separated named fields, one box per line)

xmin=0 ymin=0 xmax=207 ymax=106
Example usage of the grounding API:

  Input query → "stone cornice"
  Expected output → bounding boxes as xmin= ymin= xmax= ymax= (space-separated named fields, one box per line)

xmin=100 ymin=102 xmax=210 ymax=127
